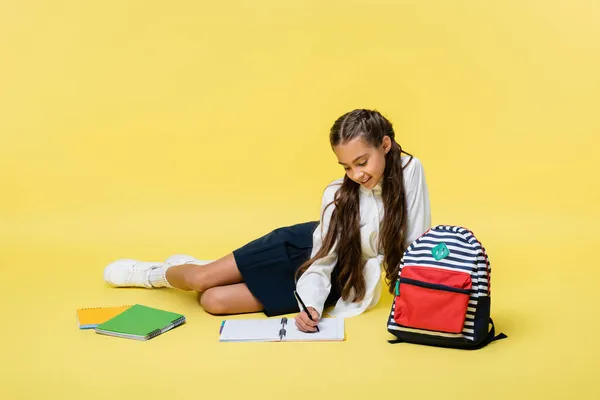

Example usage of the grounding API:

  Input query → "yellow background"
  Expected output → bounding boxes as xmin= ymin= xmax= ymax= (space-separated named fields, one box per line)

xmin=1 ymin=0 xmax=599 ymax=399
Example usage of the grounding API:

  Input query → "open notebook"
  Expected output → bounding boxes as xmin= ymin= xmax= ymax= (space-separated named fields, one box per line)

xmin=219 ymin=317 xmax=345 ymax=342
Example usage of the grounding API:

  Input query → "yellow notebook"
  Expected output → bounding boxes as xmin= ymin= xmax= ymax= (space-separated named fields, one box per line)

xmin=76 ymin=305 xmax=132 ymax=329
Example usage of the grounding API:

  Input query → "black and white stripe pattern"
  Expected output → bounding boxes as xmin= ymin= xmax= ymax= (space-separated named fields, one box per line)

xmin=387 ymin=225 xmax=491 ymax=341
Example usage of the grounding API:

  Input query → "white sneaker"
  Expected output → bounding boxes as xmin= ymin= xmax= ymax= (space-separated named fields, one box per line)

xmin=165 ymin=254 xmax=212 ymax=266
xmin=103 ymin=259 xmax=164 ymax=288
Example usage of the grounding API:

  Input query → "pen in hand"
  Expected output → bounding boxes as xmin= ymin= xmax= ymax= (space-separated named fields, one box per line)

xmin=294 ymin=290 xmax=320 ymax=332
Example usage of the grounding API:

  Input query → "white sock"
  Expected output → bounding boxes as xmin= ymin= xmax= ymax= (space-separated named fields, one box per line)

xmin=148 ymin=264 xmax=174 ymax=288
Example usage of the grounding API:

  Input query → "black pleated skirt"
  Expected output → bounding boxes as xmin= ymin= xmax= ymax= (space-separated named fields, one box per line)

xmin=232 ymin=221 xmax=341 ymax=317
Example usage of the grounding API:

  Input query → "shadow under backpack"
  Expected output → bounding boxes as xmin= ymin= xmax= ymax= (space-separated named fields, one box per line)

xmin=387 ymin=225 xmax=507 ymax=349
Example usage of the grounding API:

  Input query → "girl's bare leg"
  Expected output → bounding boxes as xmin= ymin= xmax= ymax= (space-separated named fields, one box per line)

xmin=166 ymin=253 xmax=243 ymax=292
xmin=166 ymin=254 xmax=263 ymax=314
xmin=199 ymin=283 xmax=263 ymax=315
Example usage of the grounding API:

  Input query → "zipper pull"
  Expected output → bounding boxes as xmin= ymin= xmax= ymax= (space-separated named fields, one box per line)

xmin=395 ymin=280 xmax=400 ymax=296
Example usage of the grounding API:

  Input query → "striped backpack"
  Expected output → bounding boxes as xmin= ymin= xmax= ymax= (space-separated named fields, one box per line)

xmin=387 ymin=225 xmax=507 ymax=349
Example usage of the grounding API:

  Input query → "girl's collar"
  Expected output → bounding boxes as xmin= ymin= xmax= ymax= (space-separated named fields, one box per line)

xmin=359 ymin=179 xmax=383 ymax=195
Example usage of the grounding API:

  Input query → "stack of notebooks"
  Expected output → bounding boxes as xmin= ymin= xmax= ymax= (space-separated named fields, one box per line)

xmin=76 ymin=304 xmax=186 ymax=341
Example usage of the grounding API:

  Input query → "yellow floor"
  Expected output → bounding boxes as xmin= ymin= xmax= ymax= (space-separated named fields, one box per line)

xmin=2 ymin=212 xmax=599 ymax=399
xmin=2 ymin=1 xmax=600 ymax=399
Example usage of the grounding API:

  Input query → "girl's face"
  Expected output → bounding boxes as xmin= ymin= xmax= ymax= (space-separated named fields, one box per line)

xmin=333 ymin=136 xmax=391 ymax=189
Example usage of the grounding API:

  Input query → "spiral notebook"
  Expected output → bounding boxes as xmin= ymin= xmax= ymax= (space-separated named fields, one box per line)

xmin=219 ymin=317 xmax=345 ymax=342
xmin=95 ymin=304 xmax=186 ymax=341
xmin=76 ymin=305 xmax=132 ymax=329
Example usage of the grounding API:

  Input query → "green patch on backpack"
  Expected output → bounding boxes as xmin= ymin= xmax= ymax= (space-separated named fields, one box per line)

xmin=432 ymin=243 xmax=450 ymax=260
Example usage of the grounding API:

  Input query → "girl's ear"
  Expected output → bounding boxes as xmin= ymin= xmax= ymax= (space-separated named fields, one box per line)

xmin=382 ymin=136 xmax=392 ymax=154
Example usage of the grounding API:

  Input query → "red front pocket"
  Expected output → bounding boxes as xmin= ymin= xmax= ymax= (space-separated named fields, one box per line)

xmin=393 ymin=266 xmax=472 ymax=334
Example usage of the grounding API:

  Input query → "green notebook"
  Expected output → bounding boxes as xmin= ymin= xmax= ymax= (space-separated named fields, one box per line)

xmin=95 ymin=304 xmax=185 ymax=341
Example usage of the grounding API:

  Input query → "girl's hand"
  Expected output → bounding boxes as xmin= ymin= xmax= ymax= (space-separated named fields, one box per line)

xmin=295 ymin=307 xmax=320 ymax=332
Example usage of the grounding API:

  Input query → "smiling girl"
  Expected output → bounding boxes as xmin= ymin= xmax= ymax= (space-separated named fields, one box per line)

xmin=103 ymin=109 xmax=431 ymax=332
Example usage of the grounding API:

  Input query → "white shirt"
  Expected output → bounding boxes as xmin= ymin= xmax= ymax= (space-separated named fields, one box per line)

xmin=295 ymin=156 xmax=431 ymax=318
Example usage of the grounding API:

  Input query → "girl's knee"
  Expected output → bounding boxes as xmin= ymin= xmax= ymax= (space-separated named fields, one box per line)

xmin=200 ymin=288 xmax=228 ymax=315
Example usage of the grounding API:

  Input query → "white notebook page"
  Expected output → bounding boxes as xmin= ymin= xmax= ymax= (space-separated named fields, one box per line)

xmin=219 ymin=318 xmax=345 ymax=342
xmin=219 ymin=319 xmax=283 ymax=342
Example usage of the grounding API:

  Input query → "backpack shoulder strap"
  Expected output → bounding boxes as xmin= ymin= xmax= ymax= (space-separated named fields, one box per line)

xmin=480 ymin=318 xmax=508 ymax=347
xmin=388 ymin=318 xmax=507 ymax=348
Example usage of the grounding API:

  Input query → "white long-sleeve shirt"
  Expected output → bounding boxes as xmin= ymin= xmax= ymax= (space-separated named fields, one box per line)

xmin=295 ymin=156 xmax=431 ymax=318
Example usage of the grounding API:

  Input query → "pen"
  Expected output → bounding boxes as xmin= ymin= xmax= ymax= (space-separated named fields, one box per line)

xmin=294 ymin=290 xmax=319 ymax=332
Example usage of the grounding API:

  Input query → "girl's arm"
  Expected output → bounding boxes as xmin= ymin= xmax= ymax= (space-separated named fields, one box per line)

xmin=295 ymin=180 xmax=341 ymax=318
